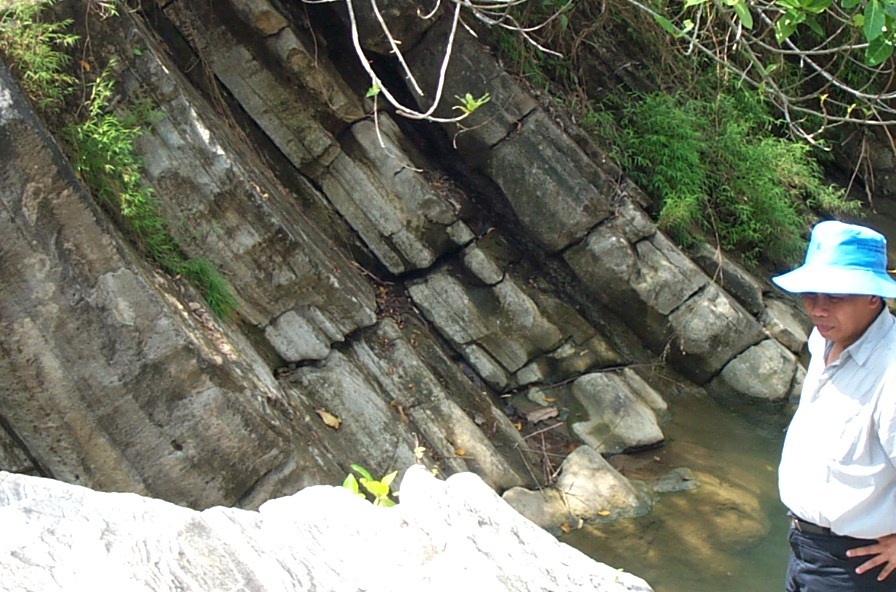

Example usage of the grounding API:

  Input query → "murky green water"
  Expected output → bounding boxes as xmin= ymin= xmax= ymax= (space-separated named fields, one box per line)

xmin=562 ymin=393 xmax=792 ymax=592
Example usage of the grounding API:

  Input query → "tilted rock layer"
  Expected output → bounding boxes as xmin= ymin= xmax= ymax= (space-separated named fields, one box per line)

xmin=0 ymin=0 xmax=805 ymax=532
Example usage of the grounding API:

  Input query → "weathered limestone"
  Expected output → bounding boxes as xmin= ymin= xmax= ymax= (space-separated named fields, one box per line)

xmin=0 ymin=468 xmax=655 ymax=592
xmin=409 ymin=268 xmax=563 ymax=389
xmin=158 ymin=1 xmax=349 ymax=177
xmin=570 ymin=370 xmax=667 ymax=454
xmin=0 ymin=49 xmax=535 ymax=512
xmin=409 ymin=25 xmax=618 ymax=252
xmin=0 ymin=61 xmax=344 ymax=506
xmin=689 ymin=243 xmax=767 ymax=316
xmin=665 ymin=285 xmax=766 ymax=384
xmin=318 ymin=115 xmax=462 ymax=273
xmin=350 ymin=319 xmax=533 ymax=491
xmin=96 ymin=8 xmax=378 ymax=362
xmin=482 ymin=110 xmax=618 ymax=252
xmin=406 ymin=19 xmax=793 ymax=401
xmin=502 ymin=446 xmax=652 ymax=532
xmin=761 ymin=298 xmax=810 ymax=354
xmin=564 ymin=208 xmax=706 ymax=353
xmin=0 ymin=0 xmax=815 ymax=565
xmin=710 ymin=339 xmax=799 ymax=401
xmin=407 ymin=19 xmax=539 ymax=163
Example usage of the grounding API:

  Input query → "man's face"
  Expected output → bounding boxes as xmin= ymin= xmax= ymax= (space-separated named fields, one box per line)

xmin=800 ymin=293 xmax=882 ymax=349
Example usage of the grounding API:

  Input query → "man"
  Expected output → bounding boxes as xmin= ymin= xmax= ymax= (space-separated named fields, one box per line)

xmin=773 ymin=220 xmax=896 ymax=591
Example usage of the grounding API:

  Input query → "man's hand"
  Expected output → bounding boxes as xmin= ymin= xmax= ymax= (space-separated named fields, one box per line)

xmin=847 ymin=533 xmax=896 ymax=581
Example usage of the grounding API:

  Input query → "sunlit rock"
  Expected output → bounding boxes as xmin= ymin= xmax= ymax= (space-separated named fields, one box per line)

xmin=570 ymin=370 xmax=666 ymax=454
xmin=761 ymin=298 xmax=810 ymax=354
xmin=666 ymin=285 xmax=765 ymax=384
xmin=502 ymin=446 xmax=652 ymax=533
xmin=688 ymin=243 xmax=766 ymax=316
xmin=711 ymin=339 xmax=798 ymax=401
xmin=565 ymin=219 xmax=706 ymax=352
xmin=0 ymin=468 xmax=655 ymax=592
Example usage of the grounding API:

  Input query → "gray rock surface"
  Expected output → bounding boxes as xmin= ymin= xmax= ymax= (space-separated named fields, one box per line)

xmin=1 ymin=0 xmax=811 ymax=545
xmin=502 ymin=446 xmax=652 ymax=532
xmin=570 ymin=371 xmax=666 ymax=454
xmin=711 ymin=339 xmax=799 ymax=401
xmin=0 ymin=468 xmax=654 ymax=592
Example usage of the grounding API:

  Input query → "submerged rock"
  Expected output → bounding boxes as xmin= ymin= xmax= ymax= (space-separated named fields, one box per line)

xmin=502 ymin=446 xmax=652 ymax=533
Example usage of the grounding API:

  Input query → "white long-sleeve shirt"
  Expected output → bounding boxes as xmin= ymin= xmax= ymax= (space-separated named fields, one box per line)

xmin=779 ymin=308 xmax=896 ymax=539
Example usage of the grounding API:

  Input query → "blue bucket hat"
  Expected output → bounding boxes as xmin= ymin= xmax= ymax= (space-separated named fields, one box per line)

xmin=772 ymin=220 xmax=896 ymax=298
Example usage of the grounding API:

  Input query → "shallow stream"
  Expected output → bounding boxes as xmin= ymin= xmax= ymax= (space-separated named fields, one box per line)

xmin=562 ymin=393 xmax=792 ymax=592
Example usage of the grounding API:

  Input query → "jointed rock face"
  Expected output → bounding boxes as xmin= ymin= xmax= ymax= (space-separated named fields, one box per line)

xmin=0 ymin=0 xmax=806 ymax=532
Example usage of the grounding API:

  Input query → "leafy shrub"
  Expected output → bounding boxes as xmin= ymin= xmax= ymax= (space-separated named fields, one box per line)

xmin=1 ymin=1 xmax=236 ymax=318
xmin=342 ymin=464 xmax=398 ymax=507
xmin=0 ymin=0 xmax=77 ymax=113
xmin=62 ymin=64 xmax=237 ymax=318
xmin=599 ymin=88 xmax=860 ymax=266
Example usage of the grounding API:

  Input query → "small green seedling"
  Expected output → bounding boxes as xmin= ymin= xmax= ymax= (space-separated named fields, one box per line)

xmin=453 ymin=92 xmax=491 ymax=116
xmin=342 ymin=464 xmax=398 ymax=507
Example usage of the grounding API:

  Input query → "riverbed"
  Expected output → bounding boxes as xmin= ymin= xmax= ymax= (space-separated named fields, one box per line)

xmin=562 ymin=392 xmax=792 ymax=592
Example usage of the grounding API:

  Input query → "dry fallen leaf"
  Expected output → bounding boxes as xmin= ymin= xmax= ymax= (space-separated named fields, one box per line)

xmin=454 ymin=448 xmax=466 ymax=456
xmin=526 ymin=406 xmax=559 ymax=424
xmin=314 ymin=407 xmax=342 ymax=430
xmin=559 ymin=522 xmax=572 ymax=534
xmin=597 ymin=509 xmax=611 ymax=517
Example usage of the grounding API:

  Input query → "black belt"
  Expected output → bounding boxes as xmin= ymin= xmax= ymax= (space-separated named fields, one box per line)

xmin=790 ymin=514 xmax=834 ymax=536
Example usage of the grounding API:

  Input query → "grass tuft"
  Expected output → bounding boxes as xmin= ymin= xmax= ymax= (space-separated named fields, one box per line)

xmin=1 ymin=1 xmax=237 ymax=319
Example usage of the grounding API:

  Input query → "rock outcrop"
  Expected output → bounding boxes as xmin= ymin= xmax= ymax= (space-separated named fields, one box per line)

xmin=0 ymin=468 xmax=654 ymax=592
xmin=0 ymin=0 xmax=809 ymax=536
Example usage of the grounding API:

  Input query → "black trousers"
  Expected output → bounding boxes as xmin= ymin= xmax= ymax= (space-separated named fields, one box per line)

xmin=786 ymin=526 xmax=896 ymax=591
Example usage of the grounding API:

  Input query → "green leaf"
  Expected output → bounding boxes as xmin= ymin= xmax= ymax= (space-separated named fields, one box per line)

xmin=804 ymin=14 xmax=824 ymax=35
xmin=841 ymin=0 xmax=861 ymax=8
xmin=381 ymin=470 xmax=398 ymax=488
xmin=654 ymin=14 xmax=679 ymax=35
xmin=351 ymin=464 xmax=374 ymax=481
xmin=342 ymin=473 xmax=360 ymax=495
xmin=684 ymin=0 xmax=708 ymax=7
xmin=776 ymin=0 xmax=801 ymax=9
xmin=864 ymin=0 xmax=885 ymax=41
xmin=802 ymin=0 xmax=832 ymax=11
xmin=775 ymin=12 xmax=800 ymax=43
xmin=365 ymin=83 xmax=380 ymax=98
xmin=865 ymin=34 xmax=894 ymax=65
xmin=730 ymin=0 xmax=754 ymax=28
xmin=362 ymin=480 xmax=390 ymax=498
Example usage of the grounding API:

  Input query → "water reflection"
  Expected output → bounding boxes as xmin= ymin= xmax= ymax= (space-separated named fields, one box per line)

xmin=562 ymin=393 xmax=792 ymax=592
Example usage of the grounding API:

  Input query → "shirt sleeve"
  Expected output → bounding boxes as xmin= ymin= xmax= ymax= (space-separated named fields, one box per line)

xmin=875 ymin=367 xmax=896 ymax=464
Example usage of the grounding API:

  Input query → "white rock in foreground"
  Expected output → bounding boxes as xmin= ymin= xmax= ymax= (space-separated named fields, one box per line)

xmin=0 ymin=466 xmax=652 ymax=592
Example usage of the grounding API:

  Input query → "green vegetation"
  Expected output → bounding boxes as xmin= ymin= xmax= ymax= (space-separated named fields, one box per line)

xmin=62 ymin=65 xmax=237 ymax=318
xmin=493 ymin=5 xmax=862 ymax=268
xmin=594 ymin=89 xmax=860 ymax=265
xmin=342 ymin=464 xmax=398 ymax=507
xmin=0 ymin=0 xmax=236 ymax=319
xmin=0 ymin=0 xmax=77 ymax=113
